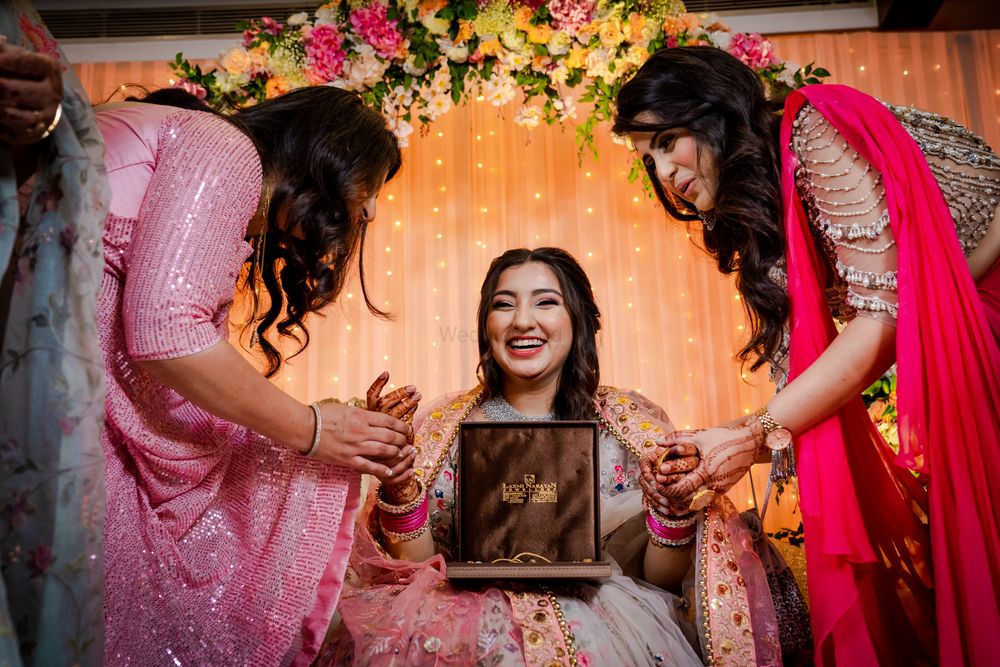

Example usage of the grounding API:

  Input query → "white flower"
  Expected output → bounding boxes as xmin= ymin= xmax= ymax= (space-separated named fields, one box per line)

xmin=425 ymin=93 xmax=453 ymax=119
xmin=437 ymin=38 xmax=469 ymax=64
xmin=500 ymin=27 xmax=526 ymax=51
xmin=315 ymin=6 xmax=337 ymax=24
xmin=778 ymin=61 xmax=800 ymax=88
xmin=401 ymin=0 xmax=420 ymax=17
xmin=514 ymin=105 xmax=543 ymax=129
xmin=403 ymin=54 xmax=428 ymax=76
xmin=625 ymin=44 xmax=648 ymax=68
xmin=550 ymin=65 xmax=569 ymax=84
xmin=286 ymin=12 xmax=309 ymax=26
xmin=213 ymin=70 xmax=248 ymax=94
xmin=482 ymin=71 xmax=516 ymax=107
xmin=500 ymin=50 xmax=530 ymax=72
xmin=547 ymin=31 xmax=572 ymax=56
xmin=422 ymin=14 xmax=450 ymax=36
xmin=708 ymin=30 xmax=732 ymax=51
xmin=341 ymin=44 xmax=390 ymax=91
xmin=387 ymin=115 xmax=413 ymax=147
xmin=554 ymin=95 xmax=577 ymax=120
xmin=586 ymin=47 xmax=618 ymax=85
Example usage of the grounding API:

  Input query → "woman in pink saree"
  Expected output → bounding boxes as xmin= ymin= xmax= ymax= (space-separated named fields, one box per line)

xmin=95 ymin=87 xmax=416 ymax=665
xmin=614 ymin=47 xmax=1000 ymax=666
xmin=320 ymin=248 xmax=780 ymax=666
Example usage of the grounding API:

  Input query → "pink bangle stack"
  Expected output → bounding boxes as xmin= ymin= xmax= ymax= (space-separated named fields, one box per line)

xmin=377 ymin=483 xmax=430 ymax=542
xmin=646 ymin=507 xmax=697 ymax=548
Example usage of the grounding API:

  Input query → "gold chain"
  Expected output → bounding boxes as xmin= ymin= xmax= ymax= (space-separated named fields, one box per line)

xmin=543 ymin=587 xmax=579 ymax=666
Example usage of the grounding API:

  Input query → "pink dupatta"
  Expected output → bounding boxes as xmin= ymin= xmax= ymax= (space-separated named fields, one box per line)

xmin=781 ymin=85 xmax=1000 ymax=666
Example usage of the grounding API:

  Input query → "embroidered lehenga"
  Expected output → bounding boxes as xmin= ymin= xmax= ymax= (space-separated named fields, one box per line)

xmin=320 ymin=386 xmax=780 ymax=666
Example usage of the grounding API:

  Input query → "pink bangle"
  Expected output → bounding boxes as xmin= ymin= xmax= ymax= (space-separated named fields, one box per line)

xmin=380 ymin=493 xmax=429 ymax=541
xmin=646 ymin=509 xmax=697 ymax=548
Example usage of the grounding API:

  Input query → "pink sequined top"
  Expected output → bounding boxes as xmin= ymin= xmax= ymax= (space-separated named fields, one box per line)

xmin=96 ymin=103 xmax=360 ymax=666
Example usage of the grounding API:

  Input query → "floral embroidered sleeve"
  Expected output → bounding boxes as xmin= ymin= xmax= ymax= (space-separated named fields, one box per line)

xmin=792 ymin=103 xmax=898 ymax=326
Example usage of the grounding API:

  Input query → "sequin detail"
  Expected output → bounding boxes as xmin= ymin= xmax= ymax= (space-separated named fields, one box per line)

xmin=98 ymin=107 xmax=359 ymax=665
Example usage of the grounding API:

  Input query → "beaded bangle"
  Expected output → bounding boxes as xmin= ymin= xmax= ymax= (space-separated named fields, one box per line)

xmin=376 ymin=480 xmax=427 ymax=515
xmin=647 ymin=508 xmax=697 ymax=548
xmin=305 ymin=402 xmax=322 ymax=458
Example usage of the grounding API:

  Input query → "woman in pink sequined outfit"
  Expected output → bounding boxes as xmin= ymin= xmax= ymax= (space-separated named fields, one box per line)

xmin=95 ymin=87 xmax=416 ymax=666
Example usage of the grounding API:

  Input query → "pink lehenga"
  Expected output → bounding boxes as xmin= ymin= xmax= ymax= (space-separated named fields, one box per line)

xmin=96 ymin=104 xmax=359 ymax=666
xmin=320 ymin=386 xmax=780 ymax=666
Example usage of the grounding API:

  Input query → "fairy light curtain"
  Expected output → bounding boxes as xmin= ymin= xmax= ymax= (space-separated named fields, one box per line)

xmin=74 ymin=28 xmax=1000 ymax=529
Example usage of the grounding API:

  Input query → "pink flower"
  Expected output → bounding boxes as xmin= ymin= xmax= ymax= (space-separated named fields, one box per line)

xmin=241 ymin=28 xmax=258 ymax=48
xmin=728 ymin=32 xmax=779 ymax=70
xmin=261 ymin=16 xmax=284 ymax=36
xmin=27 ymin=544 xmax=54 ymax=579
xmin=17 ymin=13 xmax=63 ymax=69
xmin=350 ymin=3 xmax=406 ymax=59
xmin=304 ymin=23 xmax=347 ymax=81
xmin=171 ymin=79 xmax=207 ymax=100
xmin=547 ymin=0 xmax=595 ymax=34
xmin=665 ymin=34 xmax=679 ymax=49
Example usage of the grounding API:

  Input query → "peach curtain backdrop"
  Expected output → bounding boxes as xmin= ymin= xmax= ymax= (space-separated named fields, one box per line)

xmin=73 ymin=29 xmax=1000 ymax=530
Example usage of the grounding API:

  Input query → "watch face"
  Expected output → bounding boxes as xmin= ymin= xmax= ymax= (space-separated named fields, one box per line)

xmin=765 ymin=428 xmax=793 ymax=451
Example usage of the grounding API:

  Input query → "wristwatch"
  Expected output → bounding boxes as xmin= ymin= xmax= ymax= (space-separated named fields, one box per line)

xmin=755 ymin=406 xmax=792 ymax=451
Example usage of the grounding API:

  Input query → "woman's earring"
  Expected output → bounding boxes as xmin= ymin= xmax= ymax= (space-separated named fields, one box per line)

xmin=698 ymin=209 xmax=717 ymax=232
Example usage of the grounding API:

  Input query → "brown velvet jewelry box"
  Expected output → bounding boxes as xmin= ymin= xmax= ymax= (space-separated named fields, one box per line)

xmin=447 ymin=421 xmax=611 ymax=581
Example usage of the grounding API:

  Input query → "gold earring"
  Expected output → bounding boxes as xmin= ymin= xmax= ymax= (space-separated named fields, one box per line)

xmin=249 ymin=190 xmax=270 ymax=349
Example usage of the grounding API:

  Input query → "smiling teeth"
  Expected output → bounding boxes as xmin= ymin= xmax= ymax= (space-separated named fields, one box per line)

xmin=511 ymin=339 xmax=544 ymax=349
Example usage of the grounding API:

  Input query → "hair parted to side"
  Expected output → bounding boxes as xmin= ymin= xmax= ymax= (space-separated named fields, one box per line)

xmin=476 ymin=247 xmax=601 ymax=421
xmin=612 ymin=46 xmax=788 ymax=373
xmin=130 ymin=86 xmax=402 ymax=377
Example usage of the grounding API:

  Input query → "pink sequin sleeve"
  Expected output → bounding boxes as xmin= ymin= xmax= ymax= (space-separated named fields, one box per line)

xmin=122 ymin=111 xmax=262 ymax=360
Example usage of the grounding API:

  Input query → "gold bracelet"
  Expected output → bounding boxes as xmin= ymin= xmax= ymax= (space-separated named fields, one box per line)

xmin=380 ymin=522 xmax=429 ymax=542
xmin=38 ymin=104 xmax=62 ymax=140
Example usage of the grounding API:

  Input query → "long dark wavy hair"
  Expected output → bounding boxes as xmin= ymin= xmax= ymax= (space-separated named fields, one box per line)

xmin=476 ymin=248 xmax=601 ymax=420
xmin=612 ymin=46 xmax=787 ymax=372
xmin=130 ymin=87 xmax=401 ymax=376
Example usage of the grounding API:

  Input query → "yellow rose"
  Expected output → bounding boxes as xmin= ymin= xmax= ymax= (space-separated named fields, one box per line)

xmin=456 ymin=19 xmax=474 ymax=43
xmin=514 ymin=7 xmax=533 ymax=32
xmin=221 ymin=47 xmax=250 ymax=75
xmin=479 ymin=38 xmax=503 ymax=57
xmin=422 ymin=14 xmax=450 ymax=36
xmin=598 ymin=18 xmax=624 ymax=47
xmin=564 ymin=45 xmax=588 ymax=69
xmin=265 ymin=76 xmax=291 ymax=99
xmin=527 ymin=23 xmax=552 ymax=45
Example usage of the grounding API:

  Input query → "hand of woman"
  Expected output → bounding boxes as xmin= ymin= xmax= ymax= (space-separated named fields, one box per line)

xmin=657 ymin=420 xmax=765 ymax=509
xmin=639 ymin=440 xmax=700 ymax=515
xmin=0 ymin=40 xmax=62 ymax=146
xmin=312 ymin=399 xmax=413 ymax=480
xmin=365 ymin=372 xmax=421 ymax=495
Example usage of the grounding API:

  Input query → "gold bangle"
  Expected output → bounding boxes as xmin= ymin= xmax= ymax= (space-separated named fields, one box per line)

xmin=38 ymin=104 xmax=62 ymax=140
xmin=376 ymin=480 xmax=426 ymax=515
xmin=380 ymin=521 xmax=429 ymax=542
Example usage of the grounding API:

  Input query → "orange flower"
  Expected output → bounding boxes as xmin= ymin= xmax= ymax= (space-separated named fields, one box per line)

xmin=419 ymin=0 xmax=447 ymax=18
xmin=682 ymin=13 xmax=702 ymax=31
xmin=456 ymin=19 xmax=474 ymax=43
xmin=479 ymin=38 xmax=503 ymax=57
xmin=662 ymin=16 xmax=685 ymax=36
xmin=623 ymin=13 xmax=646 ymax=43
xmin=532 ymin=54 xmax=551 ymax=70
xmin=514 ymin=7 xmax=533 ymax=31
xmin=527 ymin=23 xmax=552 ymax=44
xmin=265 ymin=76 xmax=291 ymax=99
xmin=564 ymin=45 xmax=588 ymax=69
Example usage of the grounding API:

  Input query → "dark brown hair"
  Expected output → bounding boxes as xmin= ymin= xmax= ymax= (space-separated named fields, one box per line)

xmin=476 ymin=247 xmax=601 ymax=420
xmin=613 ymin=46 xmax=787 ymax=372
xmin=131 ymin=87 xmax=401 ymax=376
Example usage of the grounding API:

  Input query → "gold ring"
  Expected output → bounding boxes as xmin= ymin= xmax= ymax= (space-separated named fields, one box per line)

xmin=688 ymin=487 xmax=716 ymax=511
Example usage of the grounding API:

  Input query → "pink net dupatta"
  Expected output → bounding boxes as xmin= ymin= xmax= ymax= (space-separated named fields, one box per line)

xmin=780 ymin=84 xmax=1000 ymax=666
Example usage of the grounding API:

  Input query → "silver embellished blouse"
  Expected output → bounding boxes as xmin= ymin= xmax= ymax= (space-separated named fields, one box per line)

xmin=770 ymin=102 xmax=1000 ymax=387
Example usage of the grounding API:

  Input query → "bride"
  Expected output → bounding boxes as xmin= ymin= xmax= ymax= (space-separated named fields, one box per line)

xmin=319 ymin=248 xmax=778 ymax=666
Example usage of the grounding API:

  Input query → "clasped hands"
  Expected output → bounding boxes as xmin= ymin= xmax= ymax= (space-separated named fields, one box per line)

xmin=641 ymin=418 xmax=765 ymax=515
xmin=0 ymin=38 xmax=62 ymax=146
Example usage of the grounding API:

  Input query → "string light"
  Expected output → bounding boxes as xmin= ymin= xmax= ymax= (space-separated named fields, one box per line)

xmin=387 ymin=194 xmax=395 ymax=201
xmin=436 ymin=159 xmax=443 ymax=165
